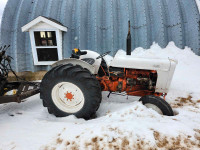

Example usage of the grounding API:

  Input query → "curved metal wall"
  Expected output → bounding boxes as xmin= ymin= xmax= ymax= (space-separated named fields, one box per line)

xmin=1 ymin=0 xmax=200 ymax=72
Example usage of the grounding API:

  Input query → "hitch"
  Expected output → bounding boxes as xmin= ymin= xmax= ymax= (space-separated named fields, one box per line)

xmin=0 ymin=82 xmax=40 ymax=104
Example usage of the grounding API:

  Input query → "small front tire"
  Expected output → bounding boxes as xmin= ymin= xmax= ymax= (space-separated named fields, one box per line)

xmin=139 ymin=95 xmax=174 ymax=116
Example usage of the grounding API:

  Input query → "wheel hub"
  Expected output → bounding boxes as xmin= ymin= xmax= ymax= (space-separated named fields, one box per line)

xmin=52 ymin=82 xmax=85 ymax=113
xmin=145 ymin=103 xmax=163 ymax=115
xmin=65 ymin=92 xmax=74 ymax=101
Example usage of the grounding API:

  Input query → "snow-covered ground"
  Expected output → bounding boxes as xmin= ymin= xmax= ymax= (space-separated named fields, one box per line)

xmin=0 ymin=42 xmax=200 ymax=150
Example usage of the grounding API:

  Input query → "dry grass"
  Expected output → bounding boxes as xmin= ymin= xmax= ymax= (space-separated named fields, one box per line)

xmin=172 ymin=95 xmax=200 ymax=108
xmin=43 ymin=128 xmax=200 ymax=150
xmin=8 ymin=71 xmax=47 ymax=81
xmin=153 ymin=130 xmax=200 ymax=150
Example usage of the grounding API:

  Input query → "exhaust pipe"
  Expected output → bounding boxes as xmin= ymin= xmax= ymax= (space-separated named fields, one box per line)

xmin=126 ymin=21 xmax=131 ymax=55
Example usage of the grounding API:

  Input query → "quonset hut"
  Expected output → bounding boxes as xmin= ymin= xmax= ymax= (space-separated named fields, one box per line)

xmin=0 ymin=0 xmax=200 ymax=72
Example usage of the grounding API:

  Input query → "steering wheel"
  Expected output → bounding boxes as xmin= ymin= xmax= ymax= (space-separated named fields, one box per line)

xmin=96 ymin=51 xmax=111 ymax=59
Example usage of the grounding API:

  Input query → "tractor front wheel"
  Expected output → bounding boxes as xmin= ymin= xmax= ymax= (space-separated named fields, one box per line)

xmin=139 ymin=95 xmax=174 ymax=116
xmin=40 ymin=64 xmax=102 ymax=119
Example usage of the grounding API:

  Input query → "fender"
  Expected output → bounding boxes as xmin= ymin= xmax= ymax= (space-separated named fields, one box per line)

xmin=79 ymin=50 xmax=102 ymax=74
xmin=52 ymin=58 xmax=95 ymax=74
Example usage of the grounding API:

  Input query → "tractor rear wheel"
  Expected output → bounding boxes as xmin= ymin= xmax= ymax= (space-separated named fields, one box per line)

xmin=40 ymin=64 xmax=102 ymax=119
xmin=139 ymin=95 xmax=174 ymax=116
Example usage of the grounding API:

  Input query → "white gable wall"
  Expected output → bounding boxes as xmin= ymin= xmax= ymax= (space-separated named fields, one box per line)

xmin=30 ymin=22 xmax=56 ymax=30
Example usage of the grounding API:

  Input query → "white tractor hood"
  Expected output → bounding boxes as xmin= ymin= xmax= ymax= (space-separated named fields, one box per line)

xmin=110 ymin=52 xmax=172 ymax=71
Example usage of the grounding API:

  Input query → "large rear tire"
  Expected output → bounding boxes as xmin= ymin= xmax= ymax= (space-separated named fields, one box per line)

xmin=139 ymin=95 xmax=174 ymax=116
xmin=40 ymin=64 xmax=102 ymax=119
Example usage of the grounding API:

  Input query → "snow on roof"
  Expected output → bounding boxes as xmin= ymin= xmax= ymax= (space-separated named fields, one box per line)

xmin=21 ymin=16 xmax=67 ymax=32
xmin=195 ymin=0 xmax=200 ymax=14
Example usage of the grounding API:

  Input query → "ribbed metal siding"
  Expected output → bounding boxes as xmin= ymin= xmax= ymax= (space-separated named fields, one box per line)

xmin=0 ymin=0 xmax=200 ymax=72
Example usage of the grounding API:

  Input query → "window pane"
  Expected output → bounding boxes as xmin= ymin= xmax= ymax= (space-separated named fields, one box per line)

xmin=34 ymin=31 xmax=57 ymax=46
xmin=37 ymin=48 xmax=58 ymax=61
xmin=51 ymin=31 xmax=57 ymax=46
xmin=48 ymin=40 xmax=53 ymax=46
xmin=47 ymin=32 xmax=52 ymax=38
xmin=34 ymin=32 xmax=41 ymax=46
xmin=41 ymin=39 xmax=47 ymax=46
xmin=40 ymin=32 xmax=46 ymax=38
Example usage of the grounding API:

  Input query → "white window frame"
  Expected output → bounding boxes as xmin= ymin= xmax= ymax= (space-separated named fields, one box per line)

xmin=29 ymin=28 xmax=63 ymax=65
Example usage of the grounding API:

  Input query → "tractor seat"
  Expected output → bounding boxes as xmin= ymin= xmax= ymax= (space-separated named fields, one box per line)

xmin=81 ymin=58 xmax=95 ymax=65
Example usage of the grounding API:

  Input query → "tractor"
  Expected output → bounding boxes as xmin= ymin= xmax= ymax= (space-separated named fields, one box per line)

xmin=40 ymin=22 xmax=177 ymax=119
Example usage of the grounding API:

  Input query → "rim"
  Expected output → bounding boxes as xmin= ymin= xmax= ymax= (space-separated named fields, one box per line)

xmin=145 ymin=103 xmax=163 ymax=115
xmin=51 ymin=82 xmax=85 ymax=113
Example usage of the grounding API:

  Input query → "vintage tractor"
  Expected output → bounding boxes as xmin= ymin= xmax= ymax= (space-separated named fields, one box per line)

xmin=40 ymin=22 xmax=177 ymax=119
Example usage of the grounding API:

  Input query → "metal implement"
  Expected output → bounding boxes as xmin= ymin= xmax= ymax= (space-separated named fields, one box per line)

xmin=0 ymin=45 xmax=40 ymax=104
xmin=0 ymin=82 xmax=40 ymax=104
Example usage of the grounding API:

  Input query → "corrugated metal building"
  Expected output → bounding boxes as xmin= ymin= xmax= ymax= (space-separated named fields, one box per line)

xmin=0 ymin=0 xmax=200 ymax=72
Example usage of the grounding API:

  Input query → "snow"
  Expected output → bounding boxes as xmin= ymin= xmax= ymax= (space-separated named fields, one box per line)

xmin=0 ymin=0 xmax=7 ymax=27
xmin=195 ymin=0 xmax=200 ymax=13
xmin=1 ymin=42 xmax=200 ymax=149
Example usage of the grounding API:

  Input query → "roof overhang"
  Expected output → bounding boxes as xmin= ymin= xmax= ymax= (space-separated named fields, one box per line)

xmin=21 ymin=16 xmax=67 ymax=32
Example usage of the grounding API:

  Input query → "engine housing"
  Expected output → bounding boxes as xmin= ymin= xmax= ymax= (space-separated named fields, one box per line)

xmin=97 ymin=67 xmax=159 ymax=96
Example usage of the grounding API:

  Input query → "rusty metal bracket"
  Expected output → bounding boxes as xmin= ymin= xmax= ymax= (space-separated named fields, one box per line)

xmin=0 ymin=82 xmax=40 ymax=104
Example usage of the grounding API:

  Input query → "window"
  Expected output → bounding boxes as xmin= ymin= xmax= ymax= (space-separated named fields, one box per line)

xmin=28 ymin=29 xmax=64 ymax=66
xmin=37 ymin=48 xmax=58 ymax=61
xmin=33 ymin=31 xmax=59 ymax=64
xmin=34 ymin=31 xmax=57 ymax=46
